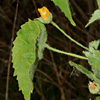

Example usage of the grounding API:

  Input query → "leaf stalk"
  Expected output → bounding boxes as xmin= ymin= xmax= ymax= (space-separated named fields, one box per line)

xmin=45 ymin=44 xmax=88 ymax=60
xmin=51 ymin=21 xmax=88 ymax=50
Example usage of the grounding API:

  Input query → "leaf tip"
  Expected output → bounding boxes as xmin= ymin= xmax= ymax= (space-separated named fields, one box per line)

xmin=69 ymin=61 xmax=73 ymax=66
xmin=85 ymin=24 xmax=89 ymax=28
xmin=72 ymin=21 xmax=76 ymax=26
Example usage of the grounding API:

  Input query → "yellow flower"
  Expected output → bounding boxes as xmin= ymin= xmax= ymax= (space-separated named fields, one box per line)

xmin=38 ymin=6 xmax=50 ymax=21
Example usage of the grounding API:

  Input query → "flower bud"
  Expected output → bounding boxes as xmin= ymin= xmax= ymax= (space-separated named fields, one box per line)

xmin=37 ymin=6 xmax=53 ymax=24
xmin=88 ymin=81 xmax=100 ymax=94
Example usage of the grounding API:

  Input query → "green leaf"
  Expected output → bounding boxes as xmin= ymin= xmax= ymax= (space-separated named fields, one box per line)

xmin=97 ymin=0 xmax=100 ymax=8
xmin=83 ymin=40 xmax=100 ymax=79
xmin=85 ymin=9 xmax=100 ymax=27
xmin=69 ymin=61 xmax=94 ymax=80
xmin=51 ymin=0 xmax=76 ymax=26
xmin=89 ymin=39 xmax=100 ymax=52
xmin=85 ymin=50 xmax=100 ymax=79
xmin=12 ymin=19 xmax=47 ymax=100
xmin=83 ymin=40 xmax=100 ymax=55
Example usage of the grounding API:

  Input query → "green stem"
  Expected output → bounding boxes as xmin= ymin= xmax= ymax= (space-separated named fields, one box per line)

xmin=45 ymin=44 xmax=88 ymax=60
xmin=51 ymin=21 xmax=88 ymax=50
xmin=93 ymin=74 xmax=100 ymax=84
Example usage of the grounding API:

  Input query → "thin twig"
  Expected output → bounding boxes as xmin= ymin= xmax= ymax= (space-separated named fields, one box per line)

xmin=48 ymin=47 xmax=66 ymax=100
xmin=35 ymin=76 xmax=59 ymax=88
xmin=36 ymin=69 xmax=54 ymax=81
xmin=32 ymin=0 xmax=39 ymax=17
xmin=5 ymin=0 xmax=19 ymax=100
xmin=71 ymin=0 xmax=88 ymax=22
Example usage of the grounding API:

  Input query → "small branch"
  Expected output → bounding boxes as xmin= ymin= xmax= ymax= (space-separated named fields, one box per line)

xmin=60 ymin=87 xmax=66 ymax=100
xmin=49 ymin=48 xmax=61 ymax=84
xmin=48 ymin=46 xmax=66 ymax=100
xmin=5 ymin=0 xmax=19 ymax=100
xmin=36 ymin=69 xmax=54 ymax=81
xmin=71 ymin=0 xmax=88 ymax=22
xmin=32 ymin=0 xmax=39 ymax=17
xmin=35 ymin=76 xmax=59 ymax=88
xmin=45 ymin=44 xmax=88 ymax=60
xmin=51 ymin=21 xmax=88 ymax=50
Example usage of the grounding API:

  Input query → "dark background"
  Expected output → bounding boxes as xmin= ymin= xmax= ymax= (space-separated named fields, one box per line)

xmin=0 ymin=0 xmax=100 ymax=100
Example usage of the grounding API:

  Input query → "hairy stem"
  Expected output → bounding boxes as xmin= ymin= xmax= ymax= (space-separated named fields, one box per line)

xmin=45 ymin=44 xmax=88 ymax=60
xmin=51 ymin=21 xmax=88 ymax=50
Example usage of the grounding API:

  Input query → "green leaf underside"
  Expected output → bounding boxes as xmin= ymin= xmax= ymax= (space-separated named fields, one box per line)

xmin=97 ymin=0 xmax=100 ymax=8
xmin=12 ymin=19 xmax=47 ymax=100
xmin=29 ymin=21 xmax=47 ymax=81
xmin=83 ymin=40 xmax=100 ymax=79
xmin=51 ymin=0 xmax=76 ymax=26
xmin=69 ymin=61 xmax=94 ymax=80
xmin=85 ymin=9 xmax=100 ymax=27
xmin=37 ymin=25 xmax=47 ymax=59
